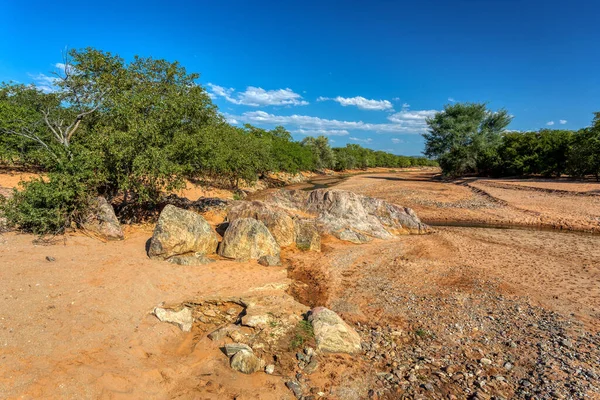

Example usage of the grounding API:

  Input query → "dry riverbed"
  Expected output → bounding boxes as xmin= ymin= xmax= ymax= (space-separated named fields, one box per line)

xmin=1 ymin=170 xmax=599 ymax=399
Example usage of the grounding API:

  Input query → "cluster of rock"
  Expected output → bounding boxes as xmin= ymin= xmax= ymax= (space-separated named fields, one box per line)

xmin=146 ymin=189 xmax=428 ymax=265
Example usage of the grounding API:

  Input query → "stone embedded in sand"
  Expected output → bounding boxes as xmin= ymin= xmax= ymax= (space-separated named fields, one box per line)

xmin=308 ymin=307 xmax=361 ymax=354
xmin=223 ymin=343 xmax=252 ymax=357
xmin=295 ymin=218 xmax=321 ymax=251
xmin=230 ymin=349 xmax=263 ymax=374
xmin=218 ymin=218 xmax=280 ymax=261
xmin=166 ymin=253 xmax=215 ymax=266
xmin=227 ymin=201 xmax=296 ymax=247
xmin=81 ymin=196 xmax=124 ymax=241
xmin=258 ymin=255 xmax=281 ymax=266
xmin=207 ymin=324 xmax=239 ymax=341
xmin=148 ymin=205 xmax=218 ymax=260
xmin=153 ymin=307 xmax=193 ymax=332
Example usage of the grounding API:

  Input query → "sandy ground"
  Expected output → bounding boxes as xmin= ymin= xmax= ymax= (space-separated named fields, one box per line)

xmin=335 ymin=171 xmax=600 ymax=232
xmin=1 ymin=169 xmax=600 ymax=398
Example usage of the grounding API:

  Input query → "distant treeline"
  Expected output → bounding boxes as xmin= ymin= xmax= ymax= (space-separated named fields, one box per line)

xmin=0 ymin=48 xmax=434 ymax=234
xmin=423 ymin=103 xmax=600 ymax=180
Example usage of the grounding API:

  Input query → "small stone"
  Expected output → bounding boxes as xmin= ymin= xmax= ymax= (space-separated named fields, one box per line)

xmin=203 ymin=309 xmax=217 ymax=317
xmin=226 ymin=308 xmax=238 ymax=315
xmin=265 ymin=364 xmax=275 ymax=374
xmin=223 ymin=343 xmax=252 ymax=357
xmin=503 ymin=362 xmax=513 ymax=371
xmin=423 ymin=383 xmax=434 ymax=391
xmin=304 ymin=358 xmax=319 ymax=374
xmin=229 ymin=330 xmax=246 ymax=343
xmin=304 ymin=347 xmax=316 ymax=357
xmin=286 ymin=380 xmax=303 ymax=399
xmin=258 ymin=255 xmax=281 ymax=266
xmin=207 ymin=324 xmax=237 ymax=341
xmin=230 ymin=349 xmax=262 ymax=374
xmin=560 ymin=338 xmax=573 ymax=348
xmin=153 ymin=307 xmax=193 ymax=332
xmin=297 ymin=352 xmax=308 ymax=362
xmin=480 ymin=358 xmax=492 ymax=366
xmin=45 ymin=256 xmax=56 ymax=262
xmin=408 ymin=374 xmax=417 ymax=382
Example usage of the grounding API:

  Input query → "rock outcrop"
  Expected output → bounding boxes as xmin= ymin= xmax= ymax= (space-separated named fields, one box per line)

xmin=308 ymin=307 xmax=362 ymax=354
xmin=264 ymin=188 xmax=428 ymax=243
xmin=218 ymin=218 xmax=280 ymax=261
xmin=81 ymin=196 xmax=124 ymax=241
xmin=148 ymin=205 xmax=218 ymax=260
xmin=227 ymin=201 xmax=296 ymax=247
xmin=166 ymin=253 xmax=215 ymax=266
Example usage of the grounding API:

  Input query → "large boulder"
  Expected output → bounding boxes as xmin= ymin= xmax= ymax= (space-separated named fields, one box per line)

xmin=263 ymin=188 xmax=428 ymax=243
xmin=227 ymin=201 xmax=296 ymax=247
xmin=81 ymin=197 xmax=124 ymax=241
xmin=230 ymin=349 xmax=263 ymax=374
xmin=308 ymin=307 xmax=361 ymax=354
xmin=148 ymin=205 xmax=218 ymax=260
xmin=306 ymin=189 xmax=393 ymax=242
xmin=218 ymin=218 xmax=280 ymax=261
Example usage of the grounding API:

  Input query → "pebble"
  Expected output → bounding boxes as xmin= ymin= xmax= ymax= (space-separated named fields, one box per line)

xmin=265 ymin=364 xmax=275 ymax=374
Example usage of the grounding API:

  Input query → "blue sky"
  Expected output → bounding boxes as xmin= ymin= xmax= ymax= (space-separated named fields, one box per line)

xmin=1 ymin=1 xmax=598 ymax=156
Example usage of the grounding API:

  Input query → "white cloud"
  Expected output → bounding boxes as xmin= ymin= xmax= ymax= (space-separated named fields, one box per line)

xmin=546 ymin=121 xmax=555 ymax=126
xmin=225 ymin=108 xmax=436 ymax=135
xmin=391 ymin=138 xmax=404 ymax=144
xmin=349 ymin=137 xmax=373 ymax=143
xmin=207 ymin=83 xmax=308 ymax=106
xmin=387 ymin=109 xmax=437 ymax=123
xmin=392 ymin=97 xmax=401 ymax=101
xmin=319 ymin=95 xmax=394 ymax=111
xmin=402 ymin=103 xmax=410 ymax=109
xmin=559 ymin=119 xmax=567 ymax=125
xmin=28 ymin=73 xmax=58 ymax=93
xmin=293 ymin=129 xmax=349 ymax=136
xmin=448 ymin=97 xmax=456 ymax=102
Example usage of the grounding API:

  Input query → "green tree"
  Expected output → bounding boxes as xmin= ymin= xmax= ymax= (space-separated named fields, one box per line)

xmin=423 ymin=102 xmax=512 ymax=177
xmin=301 ymin=135 xmax=336 ymax=170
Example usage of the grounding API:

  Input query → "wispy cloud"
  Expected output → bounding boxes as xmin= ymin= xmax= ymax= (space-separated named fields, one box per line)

xmin=387 ymin=109 xmax=437 ymax=123
xmin=28 ymin=73 xmax=58 ymax=93
xmin=293 ymin=129 xmax=349 ymax=136
xmin=448 ymin=97 xmax=456 ymax=103
xmin=224 ymin=108 xmax=437 ymax=135
xmin=207 ymin=83 xmax=308 ymax=106
xmin=349 ymin=137 xmax=373 ymax=143
xmin=391 ymin=138 xmax=404 ymax=144
xmin=546 ymin=121 xmax=555 ymax=126
xmin=318 ymin=95 xmax=393 ymax=111
xmin=559 ymin=119 xmax=567 ymax=125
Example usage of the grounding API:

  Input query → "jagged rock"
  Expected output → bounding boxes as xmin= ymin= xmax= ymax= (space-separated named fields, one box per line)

xmin=286 ymin=381 xmax=303 ymax=399
xmin=218 ymin=218 xmax=280 ymax=261
xmin=153 ymin=307 xmax=193 ymax=332
xmin=81 ymin=196 xmax=124 ymax=241
xmin=230 ymin=349 xmax=263 ymax=374
xmin=227 ymin=201 xmax=296 ymax=247
xmin=167 ymin=253 xmax=215 ymax=266
xmin=148 ymin=205 xmax=218 ymax=260
xmin=224 ymin=343 xmax=252 ymax=356
xmin=295 ymin=218 xmax=321 ymax=251
xmin=308 ymin=307 xmax=361 ymax=354
xmin=265 ymin=364 xmax=275 ymax=374
xmin=258 ymin=255 xmax=281 ymax=266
